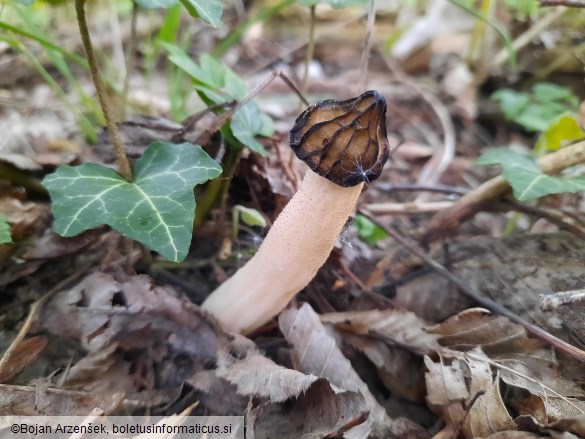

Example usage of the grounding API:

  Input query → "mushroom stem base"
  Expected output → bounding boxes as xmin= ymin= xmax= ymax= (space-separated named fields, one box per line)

xmin=202 ymin=171 xmax=363 ymax=334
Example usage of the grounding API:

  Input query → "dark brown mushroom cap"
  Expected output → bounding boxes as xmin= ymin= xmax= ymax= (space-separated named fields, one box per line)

xmin=290 ymin=90 xmax=390 ymax=187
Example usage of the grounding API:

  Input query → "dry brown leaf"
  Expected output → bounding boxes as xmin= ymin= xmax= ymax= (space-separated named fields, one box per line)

xmin=215 ymin=346 xmax=370 ymax=439
xmin=34 ymin=272 xmax=229 ymax=406
xmin=0 ymin=383 xmax=122 ymax=416
xmin=483 ymin=432 xmax=541 ymax=439
xmin=247 ymin=378 xmax=369 ymax=439
xmin=188 ymin=370 xmax=248 ymax=415
xmin=431 ymin=308 xmax=544 ymax=355
xmin=539 ymin=397 xmax=585 ymax=423
xmin=425 ymin=349 xmax=514 ymax=439
xmin=499 ymin=353 xmax=585 ymax=399
xmin=547 ymin=414 xmax=585 ymax=437
xmin=321 ymin=308 xmax=441 ymax=355
xmin=23 ymin=229 xmax=102 ymax=260
xmin=424 ymin=355 xmax=468 ymax=426
xmin=280 ymin=303 xmax=400 ymax=438
xmin=343 ymin=333 xmax=425 ymax=402
xmin=0 ymin=336 xmax=47 ymax=383
xmin=463 ymin=370 xmax=514 ymax=437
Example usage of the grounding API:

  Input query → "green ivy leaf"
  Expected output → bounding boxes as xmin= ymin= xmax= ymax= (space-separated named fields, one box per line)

xmin=180 ymin=0 xmax=223 ymax=28
xmin=491 ymin=83 xmax=578 ymax=132
xmin=354 ymin=214 xmax=388 ymax=246
xmin=163 ymin=45 xmax=274 ymax=155
xmin=477 ymin=149 xmax=585 ymax=201
xmin=0 ymin=215 xmax=12 ymax=245
xmin=43 ymin=142 xmax=222 ymax=262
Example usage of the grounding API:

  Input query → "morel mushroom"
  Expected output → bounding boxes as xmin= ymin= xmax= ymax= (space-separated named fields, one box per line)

xmin=202 ymin=90 xmax=389 ymax=334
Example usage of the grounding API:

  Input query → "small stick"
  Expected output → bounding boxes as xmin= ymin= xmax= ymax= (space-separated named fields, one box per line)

xmin=381 ymin=57 xmax=456 ymax=191
xmin=541 ymin=289 xmax=585 ymax=311
xmin=375 ymin=182 xmax=468 ymax=196
xmin=363 ymin=201 xmax=454 ymax=215
xmin=358 ymin=0 xmax=377 ymax=92
xmin=540 ymin=0 xmax=585 ymax=7
xmin=301 ymin=5 xmax=317 ymax=96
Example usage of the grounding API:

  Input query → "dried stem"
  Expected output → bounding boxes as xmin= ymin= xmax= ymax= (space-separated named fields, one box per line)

xmin=122 ymin=0 xmax=138 ymax=120
xmin=358 ymin=0 xmax=376 ymax=92
xmin=75 ymin=0 xmax=132 ymax=181
xmin=301 ymin=5 xmax=316 ymax=96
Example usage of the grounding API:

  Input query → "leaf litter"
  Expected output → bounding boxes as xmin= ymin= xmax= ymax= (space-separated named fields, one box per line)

xmin=2 ymin=1 xmax=585 ymax=437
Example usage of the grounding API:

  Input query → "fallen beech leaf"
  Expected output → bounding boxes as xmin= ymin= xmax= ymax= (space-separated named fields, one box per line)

xmin=321 ymin=308 xmax=441 ymax=355
xmin=424 ymin=355 xmax=468 ymax=426
xmin=431 ymin=308 xmax=543 ymax=355
xmin=463 ymin=371 xmax=514 ymax=437
xmin=342 ymin=333 xmax=425 ymax=402
xmin=215 ymin=347 xmax=370 ymax=439
xmin=35 ymin=272 xmax=228 ymax=404
xmin=280 ymin=303 xmax=397 ymax=438
xmin=425 ymin=349 xmax=514 ymax=439
xmin=247 ymin=379 xmax=369 ymax=439
xmin=538 ymin=397 xmax=585 ymax=422
xmin=498 ymin=351 xmax=585 ymax=399
xmin=547 ymin=414 xmax=585 ymax=436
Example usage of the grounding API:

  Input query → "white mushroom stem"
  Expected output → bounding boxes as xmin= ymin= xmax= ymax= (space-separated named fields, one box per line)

xmin=202 ymin=170 xmax=363 ymax=334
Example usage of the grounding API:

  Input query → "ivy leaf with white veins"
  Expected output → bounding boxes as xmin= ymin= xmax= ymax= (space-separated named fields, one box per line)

xmin=43 ymin=142 xmax=222 ymax=262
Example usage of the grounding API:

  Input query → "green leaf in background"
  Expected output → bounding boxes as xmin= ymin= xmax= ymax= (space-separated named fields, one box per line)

xmin=503 ymin=0 xmax=540 ymax=18
xmin=232 ymin=204 xmax=267 ymax=239
xmin=180 ymin=0 xmax=223 ymax=28
xmin=535 ymin=114 xmax=585 ymax=154
xmin=135 ymin=0 xmax=179 ymax=8
xmin=477 ymin=149 xmax=585 ymax=201
xmin=163 ymin=45 xmax=274 ymax=155
xmin=491 ymin=83 xmax=578 ymax=132
xmin=43 ymin=142 xmax=222 ymax=262
xmin=231 ymin=103 xmax=274 ymax=155
xmin=0 ymin=216 xmax=12 ymax=245
xmin=11 ymin=0 xmax=35 ymax=4
xmin=134 ymin=0 xmax=222 ymax=27
xmin=354 ymin=214 xmax=388 ymax=246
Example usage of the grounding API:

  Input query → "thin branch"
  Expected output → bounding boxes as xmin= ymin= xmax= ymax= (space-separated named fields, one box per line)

xmin=75 ymin=0 xmax=132 ymax=181
xmin=363 ymin=201 xmax=455 ymax=215
xmin=122 ymin=0 xmax=138 ymax=120
xmin=358 ymin=210 xmax=585 ymax=363
xmin=358 ymin=0 xmax=377 ymax=92
xmin=375 ymin=182 xmax=468 ymax=196
xmin=500 ymin=199 xmax=585 ymax=240
xmin=540 ymin=0 xmax=585 ymax=6
xmin=301 ymin=5 xmax=316 ymax=96
xmin=381 ymin=57 xmax=456 ymax=192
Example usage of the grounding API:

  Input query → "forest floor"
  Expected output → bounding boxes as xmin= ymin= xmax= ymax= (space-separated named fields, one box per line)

xmin=1 ymin=1 xmax=585 ymax=438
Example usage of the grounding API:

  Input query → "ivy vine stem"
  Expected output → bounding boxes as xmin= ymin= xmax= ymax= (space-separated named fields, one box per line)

xmin=75 ymin=0 xmax=132 ymax=181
